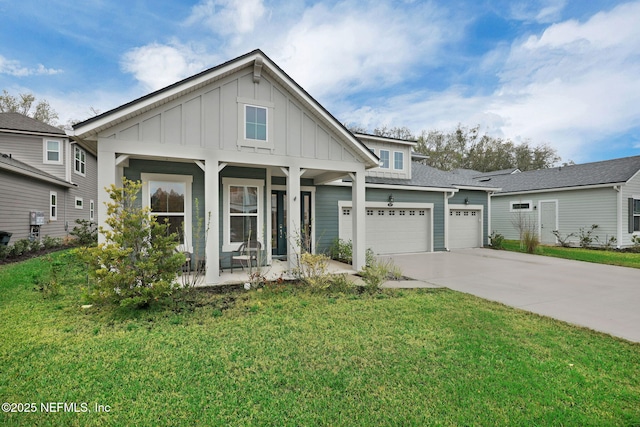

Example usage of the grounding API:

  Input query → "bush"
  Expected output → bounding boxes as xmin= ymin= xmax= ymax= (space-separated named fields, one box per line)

xmin=9 ymin=239 xmax=30 ymax=257
xmin=296 ymin=252 xmax=331 ymax=291
xmin=631 ymin=235 xmax=640 ymax=253
xmin=578 ymin=224 xmax=599 ymax=248
xmin=76 ymin=178 xmax=185 ymax=309
xmin=70 ymin=219 xmax=98 ymax=245
xmin=42 ymin=235 xmax=63 ymax=250
xmin=489 ymin=231 xmax=505 ymax=249
xmin=329 ymin=238 xmax=375 ymax=267
xmin=360 ymin=258 xmax=403 ymax=294
xmin=552 ymin=230 xmax=575 ymax=247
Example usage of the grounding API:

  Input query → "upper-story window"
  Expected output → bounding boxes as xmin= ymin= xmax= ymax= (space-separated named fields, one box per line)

xmin=245 ymin=105 xmax=267 ymax=141
xmin=379 ymin=150 xmax=390 ymax=169
xmin=74 ymin=146 xmax=86 ymax=176
xmin=394 ymin=152 xmax=404 ymax=170
xmin=44 ymin=139 xmax=62 ymax=164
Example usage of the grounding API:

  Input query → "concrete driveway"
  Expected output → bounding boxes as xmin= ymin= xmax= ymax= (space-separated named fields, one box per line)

xmin=387 ymin=248 xmax=640 ymax=343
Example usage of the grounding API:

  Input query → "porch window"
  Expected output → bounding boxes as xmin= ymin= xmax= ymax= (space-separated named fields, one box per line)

xmin=141 ymin=173 xmax=192 ymax=246
xmin=223 ymin=178 xmax=263 ymax=251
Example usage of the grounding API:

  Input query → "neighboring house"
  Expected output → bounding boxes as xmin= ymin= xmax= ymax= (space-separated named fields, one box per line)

xmin=0 ymin=113 xmax=97 ymax=243
xmin=71 ymin=50 xmax=497 ymax=285
xmin=477 ymin=156 xmax=640 ymax=248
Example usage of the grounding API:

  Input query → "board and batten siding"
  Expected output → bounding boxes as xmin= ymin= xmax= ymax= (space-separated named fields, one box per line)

xmin=492 ymin=187 xmax=618 ymax=246
xmin=100 ymin=70 xmax=361 ymax=166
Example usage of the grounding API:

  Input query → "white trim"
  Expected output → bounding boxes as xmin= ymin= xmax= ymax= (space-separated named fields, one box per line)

xmin=354 ymin=133 xmax=417 ymax=146
xmin=141 ymin=173 xmax=193 ymax=247
xmin=222 ymin=177 xmax=264 ymax=252
xmin=447 ymin=204 xmax=484 ymax=249
xmin=325 ymin=180 xmax=458 ymax=193
xmin=510 ymin=200 xmax=533 ymax=212
xmin=379 ymin=149 xmax=390 ymax=169
xmin=74 ymin=196 xmax=84 ymax=210
xmin=43 ymin=138 xmax=63 ymax=165
xmin=237 ymin=98 xmax=275 ymax=150
xmin=73 ymin=145 xmax=87 ymax=176
xmin=393 ymin=151 xmax=404 ymax=170
xmin=494 ymin=183 xmax=625 ymax=196
xmin=49 ymin=191 xmax=57 ymax=221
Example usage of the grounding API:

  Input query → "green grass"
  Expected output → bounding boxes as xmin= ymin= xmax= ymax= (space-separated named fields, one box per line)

xmin=501 ymin=240 xmax=640 ymax=268
xmin=1 ymin=251 xmax=639 ymax=426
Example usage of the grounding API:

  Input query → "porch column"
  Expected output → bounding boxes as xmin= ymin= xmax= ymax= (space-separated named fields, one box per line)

xmin=265 ymin=168 xmax=273 ymax=265
xmin=205 ymin=160 xmax=220 ymax=284
xmin=286 ymin=165 xmax=301 ymax=271
xmin=96 ymin=147 xmax=117 ymax=244
xmin=351 ymin=171 xmax=366 ymax=270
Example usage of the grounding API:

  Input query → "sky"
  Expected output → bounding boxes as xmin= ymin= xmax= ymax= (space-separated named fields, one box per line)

xmin=1 ymin=0 xmax=639 ymax=164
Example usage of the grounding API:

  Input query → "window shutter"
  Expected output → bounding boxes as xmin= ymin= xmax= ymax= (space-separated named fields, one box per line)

xmin=630 ymin=198 xmax=635 ymax=233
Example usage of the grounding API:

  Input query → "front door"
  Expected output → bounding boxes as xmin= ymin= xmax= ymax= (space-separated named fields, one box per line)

xmin=271 ymin=190 xmax=312 ymax=258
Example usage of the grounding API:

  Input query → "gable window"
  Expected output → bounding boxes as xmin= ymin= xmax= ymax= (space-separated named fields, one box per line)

xmin=394 ymin=151 xmax=404 ymax=170
xmin=379 ymin=150 xmax=390 ymax=169
xmin=44 ymin=139 xmax=62 ymax=164
xmin=142 ymin=173 xmax=192 ymax=246
xmin=245 ymin=105 xmax=267 ymax=141
xmin=75 ymin=197 xmax=83 ymax=209
xmin=50 ymin=191 xmax=57 ymax=220
xmin=74 ymin=146 xmax=86 ymax=175
xmin=630 ymin=198 xmax=640 ymax=233
xmin=510 ymin=200 xmax=533 ymax=212
xmin=223 ymin=178 xmax=263 ymax=251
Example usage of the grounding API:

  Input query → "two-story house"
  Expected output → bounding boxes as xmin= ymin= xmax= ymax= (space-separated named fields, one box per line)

xmin=0 ymin=112 xmax=97 ymax=243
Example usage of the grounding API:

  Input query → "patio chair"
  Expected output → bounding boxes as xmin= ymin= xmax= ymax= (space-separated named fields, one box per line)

xmin=231 ymin=240 xmax=262 ymax=272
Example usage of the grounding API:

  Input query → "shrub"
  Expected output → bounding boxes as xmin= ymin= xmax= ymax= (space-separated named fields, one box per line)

xmin=42 ymin=235 xmax=63 ymax=250
xmin=70 ymin=219 xmax=98 ymax=245
xmin=602 ymin=235 xmax=617 ymax=251
xmin=75 ymin=178 xmax=185 ymax=309
xmin=9 ymin=239 xmax=30 ymax=257
xmin=578 ymin=224 xmax=599 ymax=248
xmin=552 ymin=230 xmax=575 ymax=247
xmin=631 ymin=235 xmax=640 ymax=253
xmin=296 ymin=252 xmax=331 ymax=291
xmin=329 ymin=238 xmax=352 ymax=263
xmin=489 ymin=231 xmax=505 ymax=249
xmin=360 ymin=258 xmax=403 ymax=294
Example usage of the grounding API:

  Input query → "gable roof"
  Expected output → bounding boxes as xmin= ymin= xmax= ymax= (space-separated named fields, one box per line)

xmin=486 ymin=155 xmax=640 ymax=194
xmin=0 ymin=112 xmax=65 ymax=136
xmin=72 ymin=49 xmax=378 ymax=168
xmin=0 ymin=152 xmax=75 ymax=188
xmin=365 ymin=162 xmax=500 ymax=191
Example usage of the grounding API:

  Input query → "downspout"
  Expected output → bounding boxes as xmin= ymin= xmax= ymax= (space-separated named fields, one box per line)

xmin=444 ymin=190 xmax=456 ymax=251
xmin=488 ymin=190 xmax=495 ymax=246
xmin=614 ymin=185 xmax=622 ymax=249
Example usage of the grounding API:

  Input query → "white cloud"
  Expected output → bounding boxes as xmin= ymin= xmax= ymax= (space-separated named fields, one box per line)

xmin=120 ymin=42 xmax=211 ymax=91
xmin=0 ymin=55 xmax=62 ymax=77
xmin=509 ymin=0 xmax=567 ymax=23
xmin=186 ymin=0 xmax=265 ymax=35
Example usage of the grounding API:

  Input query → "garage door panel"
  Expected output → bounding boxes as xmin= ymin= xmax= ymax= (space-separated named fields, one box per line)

xmin=449 ymin=209 xmax=481 ymax=249
xmin=340 ymin=206 xmax=431 ymax=255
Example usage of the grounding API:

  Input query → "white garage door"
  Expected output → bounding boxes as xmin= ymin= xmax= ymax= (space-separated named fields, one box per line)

xmin=449 ymin=209 xmax=481 ymax=249
xmin=340 ymin=207 xmax=431 ymax=255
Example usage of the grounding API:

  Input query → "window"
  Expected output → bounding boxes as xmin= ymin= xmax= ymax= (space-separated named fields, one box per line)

xmin=379 ymin=150 xmax=390 ymax=169
xmin=342 ymin=208 xmax=351 ymax=216
xmin=74 ymin=146 xmax=86 ymax=175
xmin=245 ymin=105 xmax=267 ymax=141
xmin=89 ymin=200 xmax=95 ymax=221
xmin=75 ymin=197 xmax=83 ymax=209
xmin=631 ymin=198 xmax=640 ymax=233
xmin=142 ymin=173 xmax=192 ymax=246
xmin=44 ymin=139 xmax=62 ymax=164
xmin=223 ymin=178 xmax=263 ymax=250
xmin=50 ymin=191 xmax=57 ymax=220
xmin=394 ymin=152 xmax=404 ymax=170
xmin=510 ymin=200 xmax=533 ymax=212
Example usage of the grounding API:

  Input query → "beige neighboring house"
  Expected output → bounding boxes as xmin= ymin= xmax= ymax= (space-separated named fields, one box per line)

xmin=0 ymin=113 xmax=97 ymax=243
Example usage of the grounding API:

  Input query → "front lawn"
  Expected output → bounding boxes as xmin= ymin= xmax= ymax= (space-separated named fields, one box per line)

xmin=1 ymin=251 xmax=639 ymax=426
xmin=501 ymin=240 xmax=640 ymax=269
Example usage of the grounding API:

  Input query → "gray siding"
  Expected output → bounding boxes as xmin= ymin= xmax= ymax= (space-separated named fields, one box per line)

xmin=492 ymin=187 xmax=618 ymax=246
xmin=621 ymin=172 xmax=640 ymax=247
xmin=0 ymin=133 xmax=66 ymax=180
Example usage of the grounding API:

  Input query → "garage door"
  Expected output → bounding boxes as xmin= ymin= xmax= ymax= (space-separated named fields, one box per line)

xmin=449 ymin=209 xmax=481 ymax=249
xmin=340 ymin=207 xmax=431 ymax=255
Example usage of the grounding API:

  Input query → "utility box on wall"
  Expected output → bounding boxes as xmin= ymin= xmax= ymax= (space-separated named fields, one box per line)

xmin=29 ymin=211 xmax=45 ymax=226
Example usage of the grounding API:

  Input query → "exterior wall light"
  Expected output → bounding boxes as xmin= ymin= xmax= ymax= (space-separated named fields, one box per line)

xmin=388 ymin=194 xmax=394 ymax=206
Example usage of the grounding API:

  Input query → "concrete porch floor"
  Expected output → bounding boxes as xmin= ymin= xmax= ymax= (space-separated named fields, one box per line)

xmin=180 ymin=258 xmax=357 ymax=286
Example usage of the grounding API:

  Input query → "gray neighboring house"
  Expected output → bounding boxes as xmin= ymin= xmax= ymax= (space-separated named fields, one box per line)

xmin=473 ymin=156 xmax=640 ymax=248
xmin=0 ymin=112 xmax=97 ymax=243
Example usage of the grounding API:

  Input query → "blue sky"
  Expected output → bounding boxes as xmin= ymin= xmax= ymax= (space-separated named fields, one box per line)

xmin=1 ymin=0 xmax=639 ymax=164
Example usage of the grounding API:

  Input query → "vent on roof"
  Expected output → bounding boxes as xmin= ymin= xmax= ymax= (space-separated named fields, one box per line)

xmin=479 ymin=178 xmax=491 ymax=182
